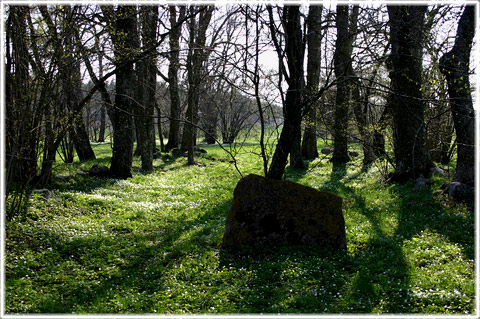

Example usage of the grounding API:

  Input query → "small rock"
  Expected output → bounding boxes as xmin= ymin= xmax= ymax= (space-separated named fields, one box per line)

xmin=321 ymin=147 xmax=334 ymax=155
xmin=430 ymin=166 xmax=447 ymax=177
xmin=77 ymin=170 xmax=88 ymax=176
xmin=194 ymin=148 xmax=207 ymax=154
xmin=172 ymin=148 xmax=186 ymax=157
xmin=56 ymin=175 xmax=71 ymax=182
xmin=448 ymin=182 xmax=474 ymax=202
xmin=33 ymin=189 xmax=52 ymax=200
xmin=348 ymin=150 xmax=359 ymax=158
xmin=89 ymin=164 xmax=110 ymax=177
xmin=414 ymin=175 xmax=429 ymax=189
xmin=193 ymin=162 xmax=206 ymax=167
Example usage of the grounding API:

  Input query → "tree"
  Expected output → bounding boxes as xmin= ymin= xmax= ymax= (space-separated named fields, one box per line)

xmin=181 ymin=5 xmax=214 ymax=165
xmin=135 ymin=6 xmax=159 ymax=171
xmin=5 ymin=6 xmax=40 ymax=186
xmin=352 ymin=59 xmax=383 ymax=165
xmin=102 ymin=5 xmax=139 ymax=178
xmin=165 ymin=5 xmax=186 ymax=151
xmin=331 ymin=5 xmax=359 ymax=164
xmin=218 ymin=88 xmax=256 ymax=144
xmin=266 ymin=5 xmax=306 ymax=179
xmin=36 ymin=6 xmax=96 ymax=185
xmin=301 ymin=5 xmax=323 ymax=160
xmin=439 ymin=5 xmax=475 ymax=187
xmin=96 ymin=39 xmax=108 ymax=143
xmin=387 ymin=5 xmax=430 ymax=181
xmin=66 ymin=7 xmax=95 ymax=162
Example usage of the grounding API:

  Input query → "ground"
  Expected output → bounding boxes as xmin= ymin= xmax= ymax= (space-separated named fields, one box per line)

xmin=4 ymin=141 xmax=475 ymax=314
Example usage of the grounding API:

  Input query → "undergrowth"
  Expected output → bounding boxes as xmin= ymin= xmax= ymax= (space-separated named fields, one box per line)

xmin=4 ymin=142 xmax=475 ymax=314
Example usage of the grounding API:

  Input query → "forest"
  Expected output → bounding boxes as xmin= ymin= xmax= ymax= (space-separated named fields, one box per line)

xmin=3 ymin=2 xmax=477 ymax=315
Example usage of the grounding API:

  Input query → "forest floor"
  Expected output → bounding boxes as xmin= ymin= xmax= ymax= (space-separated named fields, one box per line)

xmin=4 ymin=141 xmax=476 ymax=314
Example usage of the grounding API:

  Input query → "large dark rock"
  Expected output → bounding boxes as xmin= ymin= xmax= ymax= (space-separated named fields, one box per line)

xmin=222 ymin=174 xmax=346 ymax=251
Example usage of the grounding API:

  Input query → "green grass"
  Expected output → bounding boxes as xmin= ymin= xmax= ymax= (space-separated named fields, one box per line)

xmin=4 ymin=141 xmax=475 ymax=314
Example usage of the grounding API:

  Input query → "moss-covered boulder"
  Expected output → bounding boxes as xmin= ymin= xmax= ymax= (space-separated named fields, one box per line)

xmin=221 ymin=174 xmax=346 ymax=251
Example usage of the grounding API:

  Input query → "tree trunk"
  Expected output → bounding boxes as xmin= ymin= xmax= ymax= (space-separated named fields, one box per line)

xmin=36 ymin=5 xmax=95 ymax=185
xmin=204 ymin=109 xmax=218 ymax=145
xmin=352 ymin=82 xmax=377 ymax=165
xmin=302 ymin=5 xmax=322 ymax=160
xmin=387 ymin=5 xmax=430 ymax=181
xmin=97 ymin=42 xmax=107 ymax=143
xmin=166 ymin=6 xmax=185 ymax=151
xmin=108 ymin=5 xmax=138 ymax=178
xmin=98 ymin=105 xmax=106 ymax=142
xmin=332 ymin=5 xmax=358 ymax=164
xmin=267 ymin=6 xmax=306 ymax=179
xmin=181 ymin=6 xmax=214 ymax=165
xmin=439 ymin=5 xmax=475 ymax=186
xmin=70 ymin=56 xmax=95 ymax=161
xmin=352 ymin=71 xmax=377 ymax=165
xmin=287 ymin=7 xmax=306 ymax=170
xmin=59 ymin=129 xmax=75 ymax=163
xmin=156 ymin=104 xmax=165 ymax=152
xmin=135 ymin=6 xmax=158 ymax=171
xmin=6 ymin=6 xmax=40 ymax=186
xmin=73 ymin=115 xmax=96 ymax=161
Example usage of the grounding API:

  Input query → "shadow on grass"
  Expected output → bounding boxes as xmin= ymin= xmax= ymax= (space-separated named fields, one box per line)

xmin=262 ymin=161 xmax=474 ymax=313
xmin=5 ymin=197 xmax=232 ymax=313
xmin=389 ymin=183 xmax=474 ymax=260
xmin=5 ymin=159 xmax=473 ymax=314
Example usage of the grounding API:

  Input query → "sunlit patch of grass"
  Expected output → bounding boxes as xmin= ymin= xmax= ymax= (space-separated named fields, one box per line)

xmin=4 ymin=141 xmax=475 ymax=314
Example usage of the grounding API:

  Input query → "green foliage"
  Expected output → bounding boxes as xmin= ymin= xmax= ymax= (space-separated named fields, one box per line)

xmin=4 ymin=142 xmax=474 ymax=314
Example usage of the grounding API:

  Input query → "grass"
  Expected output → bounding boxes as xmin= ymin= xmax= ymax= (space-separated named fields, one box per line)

xmin=4 ymin=141 xmax=475 ymax=314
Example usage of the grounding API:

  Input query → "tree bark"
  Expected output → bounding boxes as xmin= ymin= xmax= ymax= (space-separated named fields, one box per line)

xmin=352 ymin=65 xmax=378 ymax=165
xmin=6 ymin=6 xmax=41 ymax=185
xmin=135 ymin=6 xmax=158 ymax=171
xmin=302 ymin=5 xmax=322 ymax=160
xmin=166 ymin=6 xmax=186 ymax=151
xmin=203 ymin=94 xmax=218 ymax=144
xmin=387 ymin=5 xmax=430 ymax=181
xmin=70 ymin=47 xmax=95 ymax=161
xmin=267 ymin=6 xmax=306 ymax=179
xmin=107 ymin=5 xmax=138 ymax=178
xmin=439 ymin=5 xmax=475 ymax=186
xmin=332 ymin=5 xmax=358 ymax=164
xmin=156 ymin=104 xmax=165 ymax=152
xmin=73 ymin=114 xmax=96 ymax=161
xmin=181 ymin=6 xmax=214 ymax=165
xmin=97 ymin=41 xmax=107 ymax=143
xmin=287 ymin=6 xmax=306 ymax=170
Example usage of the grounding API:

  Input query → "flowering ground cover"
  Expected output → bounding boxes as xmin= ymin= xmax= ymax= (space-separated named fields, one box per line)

xmin=4 ymin=142 xmax=475 ymax=314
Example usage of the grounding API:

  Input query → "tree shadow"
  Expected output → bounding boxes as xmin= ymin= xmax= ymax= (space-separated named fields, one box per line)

xmin=389 ymin=183 xmax=474 ymax=260
xmin=5 ymin=197 xmax=232 ymax=313
xmin=270 ymin=161 xmax=472 ymax=313
xmin=315 ymin=162 xmax=412 ymax=312
xmin=5 ymin=159 xmax=473 ymax=314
